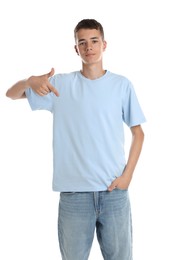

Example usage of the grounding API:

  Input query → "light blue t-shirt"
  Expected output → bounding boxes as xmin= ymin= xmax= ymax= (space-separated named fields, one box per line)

xmin=25 ymin=71 xmax=146 ymax=192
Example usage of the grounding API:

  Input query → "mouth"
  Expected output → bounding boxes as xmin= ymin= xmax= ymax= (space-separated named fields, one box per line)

xmin=85 ymin=53 xmax=95 ymax=57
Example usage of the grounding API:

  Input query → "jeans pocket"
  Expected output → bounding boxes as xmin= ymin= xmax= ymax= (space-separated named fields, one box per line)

xmin=116 ymin=187 xmax=128 ymax=191
xmin=60 ymin=192 xmax=76 ymax=195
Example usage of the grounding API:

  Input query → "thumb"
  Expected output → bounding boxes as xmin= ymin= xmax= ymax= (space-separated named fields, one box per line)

xmin=46 ymin=67 xmax=55 ymax=78
xmin=108 ymin=179 xmax=118 ymax=192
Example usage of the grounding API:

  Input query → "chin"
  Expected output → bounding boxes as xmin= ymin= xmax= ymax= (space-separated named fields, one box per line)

xmin=83 ymin=58 xmax=100 ymax=65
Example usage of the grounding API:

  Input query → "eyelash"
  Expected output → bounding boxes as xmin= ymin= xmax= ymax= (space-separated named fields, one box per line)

xmin=79 ymin=40 xmax=98 ymax=46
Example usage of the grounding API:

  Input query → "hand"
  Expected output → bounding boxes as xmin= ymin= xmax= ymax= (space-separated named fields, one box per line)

xmin=27 ymin=68 xmax=59 ymax=96
xmin=108 ymin=175 xmax=131 ymax=192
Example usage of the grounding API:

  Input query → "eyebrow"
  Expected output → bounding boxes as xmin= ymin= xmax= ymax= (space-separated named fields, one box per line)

xmin=78 ymin=37 xmax=99 ymax=43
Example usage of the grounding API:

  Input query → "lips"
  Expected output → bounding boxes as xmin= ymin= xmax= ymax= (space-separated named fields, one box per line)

xmin=85 ymin=53 xmax=95 ymax=57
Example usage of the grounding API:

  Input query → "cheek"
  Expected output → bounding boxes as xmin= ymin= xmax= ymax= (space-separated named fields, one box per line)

xmin=76 ymin=47 xmax=83 ymax=56
xmin=78 ymin=48 xmax=85 ymax=56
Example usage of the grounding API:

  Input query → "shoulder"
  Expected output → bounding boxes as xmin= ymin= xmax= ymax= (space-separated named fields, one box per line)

xmin=107 ymin=71 xmax=131 ymax=84
xmin=51 ymin=71 xmax=78 ymax=82
xmin=106 ymin=71 xmax=134 ymax=94
xmin=48 ymin=71 xmax=80 ymax=94
xmin=49 ymin=71 xmax=78 ymax=90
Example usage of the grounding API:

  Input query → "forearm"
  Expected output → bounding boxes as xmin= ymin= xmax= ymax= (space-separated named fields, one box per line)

xmin=6 ymin=79 xmax=30 ymax=100
xmin=108 ymin=125 xmax=145 ymax=191
xmin=6 ymin=68 xmax=58 ymax=99
xmin=123 ymin=125 xmax=145 ymax=180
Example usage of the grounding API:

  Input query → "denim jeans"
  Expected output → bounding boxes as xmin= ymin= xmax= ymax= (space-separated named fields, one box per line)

xmin=58 ymin=189 xmax=132 ymax=260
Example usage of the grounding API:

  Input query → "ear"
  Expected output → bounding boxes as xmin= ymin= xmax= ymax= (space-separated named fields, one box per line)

xmin=74 ymin=45 xmax=79 ymax=55
xmin=103 ymin=40 xmax=107 ymax=51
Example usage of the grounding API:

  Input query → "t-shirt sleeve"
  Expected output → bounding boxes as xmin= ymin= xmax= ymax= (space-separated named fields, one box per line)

xmin=25 ymin=76 xmax=55 ymax=112
xmin=122 ymin=80 xmax=146 ymax=127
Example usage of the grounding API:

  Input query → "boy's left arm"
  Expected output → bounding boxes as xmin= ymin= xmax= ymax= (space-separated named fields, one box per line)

xmin=108 ymin=125 xmax=145 ymax=191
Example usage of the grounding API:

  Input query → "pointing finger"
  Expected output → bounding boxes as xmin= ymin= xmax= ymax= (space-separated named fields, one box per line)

xmin=48 ymin=83 xmax=60 ymax=96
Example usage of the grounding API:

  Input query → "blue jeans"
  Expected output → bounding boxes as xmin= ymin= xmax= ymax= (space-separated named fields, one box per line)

xmin=58 ymin=190 xmax=132 ymax=260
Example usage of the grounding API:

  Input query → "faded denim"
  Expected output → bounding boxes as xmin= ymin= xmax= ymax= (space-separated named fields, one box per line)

xmin=58 ymin=189 xmax=132 ymax=260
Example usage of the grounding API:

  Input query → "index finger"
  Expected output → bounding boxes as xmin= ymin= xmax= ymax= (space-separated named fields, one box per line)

xmin=48 ymin=83 xmax=60 ymax=96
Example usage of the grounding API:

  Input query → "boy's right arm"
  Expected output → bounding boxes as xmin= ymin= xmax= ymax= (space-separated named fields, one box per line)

xmin=6 ymin=68 xmax=59 ymax=100
xmin=6 ymin=79 xmax=29 ymax=99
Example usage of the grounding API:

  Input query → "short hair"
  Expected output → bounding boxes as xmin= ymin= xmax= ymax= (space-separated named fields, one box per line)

xmin=74 ymin=19 xmax=104 ymax=41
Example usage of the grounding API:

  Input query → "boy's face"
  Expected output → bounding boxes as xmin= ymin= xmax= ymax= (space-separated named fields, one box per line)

xmin=75 ymin=29 xmax=107 ymax=65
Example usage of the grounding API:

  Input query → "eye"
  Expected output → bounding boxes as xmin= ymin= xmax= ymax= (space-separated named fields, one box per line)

xmin=79 ymin=42 xmax=86 ymax=46
xmin=92 ymin=40 xmax=98 ymax=44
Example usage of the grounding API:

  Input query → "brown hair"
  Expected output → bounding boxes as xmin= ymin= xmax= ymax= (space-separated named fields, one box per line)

xmin=74 ymin=19 xmax=104 ymax=41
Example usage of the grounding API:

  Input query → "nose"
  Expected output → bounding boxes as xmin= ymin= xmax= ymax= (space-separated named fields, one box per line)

xmin=86 ymin=42 xmax=92 ymax=51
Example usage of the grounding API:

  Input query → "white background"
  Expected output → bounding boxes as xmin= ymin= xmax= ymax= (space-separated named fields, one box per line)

xmin=0 ymin=0 xmax=171 ymax=259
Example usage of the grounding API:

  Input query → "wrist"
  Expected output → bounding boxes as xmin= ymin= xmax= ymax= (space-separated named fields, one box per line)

xmin=25 ymin=76 xmax=33 ymax=89
xmin=122 ymin=170 xmax=133 ymax=182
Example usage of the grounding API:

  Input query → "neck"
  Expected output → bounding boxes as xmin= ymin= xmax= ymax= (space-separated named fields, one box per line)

xmin=81 ymin=63 xmax=105 ymax=80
